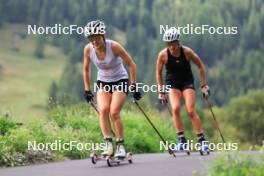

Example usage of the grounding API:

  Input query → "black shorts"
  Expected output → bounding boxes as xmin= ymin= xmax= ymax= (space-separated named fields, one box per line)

xmin=96 ymin=79 xmax=129 ymax=94
xmin=166 ymin=79 xmax=195 ymax=91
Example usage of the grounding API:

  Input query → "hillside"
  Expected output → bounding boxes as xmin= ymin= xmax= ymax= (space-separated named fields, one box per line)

xmin=0 ymin=24 xmax=67 ymax=122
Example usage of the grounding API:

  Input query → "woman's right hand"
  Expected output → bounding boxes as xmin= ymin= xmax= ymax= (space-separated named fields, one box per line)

xmin=84 ymin=90 xmax=94 ymax=103
xmin=130 ymin=84 xmax=142 ymax=100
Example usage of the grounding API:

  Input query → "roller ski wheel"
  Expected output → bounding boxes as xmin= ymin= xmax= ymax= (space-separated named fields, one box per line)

xmin=106 ymin=152 xmax=133 ymax=167
xmin=90 ymin=151 xmax=114 ymax=165
xmin=91 ymin=152 xmax=133 ymax=167
xmin=90 ymin=152 xmax=98 ymax=164
xmin=199 ymin=150 xmax=210 ymax=155
xmin=199 ymin=143 xmax=210 ymax=156
xmin=172 ymin=143 xmax=191 ymax=156
xmin=127 ymin=152 xmax=133 ymax=164
xmin=106 ymin=156 xmax=113 ymax=167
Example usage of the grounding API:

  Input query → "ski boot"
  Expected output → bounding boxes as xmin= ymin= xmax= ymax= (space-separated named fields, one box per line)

xmin=198 ymin=140 xmax=210 ymax=155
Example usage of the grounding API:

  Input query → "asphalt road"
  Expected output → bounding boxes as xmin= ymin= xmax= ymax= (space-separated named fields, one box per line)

xmin=0 ymin=151 xmax=260 ymax=176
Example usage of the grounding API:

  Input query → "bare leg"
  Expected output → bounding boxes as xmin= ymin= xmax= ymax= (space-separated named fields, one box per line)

xmin=110 ymin=91 xmax=127 ymax=140
xmin=97 ymin=91 xmax=112 ymax=138
xmin=168 ymin=89 xmax=184 ymax=132
xmin=182 ymin=89 xmax=202 ymax=133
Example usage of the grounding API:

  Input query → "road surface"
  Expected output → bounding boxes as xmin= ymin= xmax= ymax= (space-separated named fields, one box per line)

xmin=0 ymin=151 xmax=260 ymax=176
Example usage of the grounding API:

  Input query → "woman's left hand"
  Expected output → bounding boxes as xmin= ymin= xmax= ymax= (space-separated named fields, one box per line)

xmin=201 ymin=85 xmax=210 ymax=98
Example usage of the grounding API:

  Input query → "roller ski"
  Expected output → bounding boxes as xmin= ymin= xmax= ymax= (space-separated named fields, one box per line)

xmin=171 ymin=135 xmax=190 ymax=155
xmin=90 ymin=140 xmax=114 ymax=165
xmin=90 ymin=151 xmax=133 ymax=167
xmin=198 ymin=140 xmax=210 ymax=155
xmin=90 ymin=141 xmax=133 ymax=167
xmin=107 ymin=152 xmax=133 ymax=167
xmin=107 ymin=143 xmax=133 ymax=167
xmin=171 ymin=141 xmax=190 ymax=155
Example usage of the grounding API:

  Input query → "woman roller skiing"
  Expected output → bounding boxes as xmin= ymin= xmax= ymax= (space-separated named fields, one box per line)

xmin=156 ymin=27 xmax=210 ymax=154
xmin=83 ymin=20 xmax=141 ymax=159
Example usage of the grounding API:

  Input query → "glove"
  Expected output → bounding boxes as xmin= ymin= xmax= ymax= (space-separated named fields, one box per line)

xmin=84 ymin=90 xmax=94 ymax=103
xmin=131 ymin=84 xmax=141 ymax=100
xmin=158 ymin=93 xmax=168 ymax=105
xmin=201 ymin=84 xmax=210 ymax=98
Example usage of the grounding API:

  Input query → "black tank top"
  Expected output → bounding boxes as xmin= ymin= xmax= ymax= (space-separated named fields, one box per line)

xmin=165 ymin=47 xmax=194 ymax=83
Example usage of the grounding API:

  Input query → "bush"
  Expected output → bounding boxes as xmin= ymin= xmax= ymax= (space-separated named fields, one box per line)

xmin=0 ymin=102 xmax=217 ymax=167
xmin=207 ymin=152 xmax=264 ymax=176
xmin=221 ymin=90 xmax=264 ymax=145
xmin=0 ymin=118 xmax=16 ymax=136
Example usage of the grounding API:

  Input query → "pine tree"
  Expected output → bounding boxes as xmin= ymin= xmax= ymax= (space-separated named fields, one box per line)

xmin=48 ymin=81 xmax=58 ymax=108
xmin=34 ymin=36 xmax=45 ymax=58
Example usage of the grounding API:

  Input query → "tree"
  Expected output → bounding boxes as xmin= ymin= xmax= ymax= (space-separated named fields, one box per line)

xmin=57 ymin=62 xmax=84 ymax=105
xmin=0 ymin=64 xmax=3 ymax=79
xmin=0 ymin=2 xmax=3 ymax=27
xmin=48 ymin=81 xmax=58 ymax=109
xmin=34 ymin=36 xmax=45 ymax=58
xmin=2 ymin=0 xmax=264 ymax=107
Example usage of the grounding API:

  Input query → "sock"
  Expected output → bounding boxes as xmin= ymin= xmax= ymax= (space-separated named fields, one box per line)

xmin=116 ymin=138 xmax=124 ymax=146
xmin=177 ymin=131 xmax=187 ymax=143
xmin=197 ymin=132 xmax=206 ymax=142
xmin=104 ymin=137 xmax=113 ymax=143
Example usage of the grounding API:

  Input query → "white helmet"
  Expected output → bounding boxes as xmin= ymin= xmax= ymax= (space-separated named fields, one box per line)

xmin=84 ymin=20 xmax=106 ymax=37
xmin=163 ymin=27 xmax=180 ymax=42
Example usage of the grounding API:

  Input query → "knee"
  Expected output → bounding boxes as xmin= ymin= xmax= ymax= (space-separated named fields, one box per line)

xmin=110 ymin=110 xmax=120 ymax=121
xmin=99 ymin=107 xmax=110 ymax=117
xmin=186 ymin=107 xmax=196 ymax=118
xmin=172 ymin=105 xmax=181 ymax=116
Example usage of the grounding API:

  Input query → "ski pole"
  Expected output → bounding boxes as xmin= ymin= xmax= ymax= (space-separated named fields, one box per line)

xmin=162 ymin=101 xmax=173 ymax=119
xmin=90 ymin=101 xmax=99 ymax=114
xmin=159 ymin=97 xmax=172 ymax=116
xmin=133 ymin=100 xmax=176 ymax=157
xmin=166 ymin=103 xmax=172 ymax=116
xmin=204 ymin=96 xmax=226 ymax=143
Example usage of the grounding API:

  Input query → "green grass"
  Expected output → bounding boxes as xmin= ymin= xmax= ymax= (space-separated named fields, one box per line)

xmin=205 ymin=152 xmax=264 ymax=176
xmin=0 ymin=93 xmax=260 ymax=168
xmin=0 ymin=24 xmax=67 ymax=122
xmin=0 ymin=102 xmax=178 ymax=166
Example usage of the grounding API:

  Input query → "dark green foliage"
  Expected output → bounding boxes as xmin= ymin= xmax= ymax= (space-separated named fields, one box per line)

xmin=220 ymin=90 xmax=264 ymax=145
xmin=48 ymin=81 xmax=58 ymax=109
xmin=0 ymin=118 xmax=16 ymax=136
xmin=34 ymin=36 xmax=45 ymax=58
xmin=1 ymin=0 xmax=263 ymax=106
xmin=57 ymin=62 xmax=84 ymax=105
xmin=207 ymin=153 xmax=264 ymax=176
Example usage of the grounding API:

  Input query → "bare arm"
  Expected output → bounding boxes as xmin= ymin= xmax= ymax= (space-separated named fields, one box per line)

xmin=83 ymin=45 xmax=91 ymax=91
xmin=185 ymin=47 xmax=207 ymax=86
xmin=156 ymin=51 xmax=166 ymax=92
xmin=112 ymin=41 xmax=136 ymax=84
